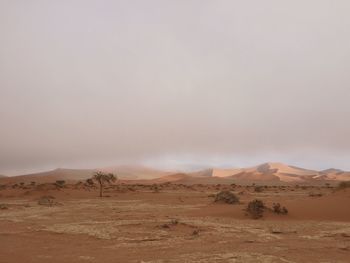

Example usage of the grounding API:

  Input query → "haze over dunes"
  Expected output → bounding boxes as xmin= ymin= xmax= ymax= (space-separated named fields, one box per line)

xmin=0 ymin=166 xmax=171 ymax=184
xmin=1 ymin=1 xmax=350 ymax=262
xmin=1 ymin=162 xmax=349 ymax=185
xmin=1 ymin=1 xmax=350 ymax=175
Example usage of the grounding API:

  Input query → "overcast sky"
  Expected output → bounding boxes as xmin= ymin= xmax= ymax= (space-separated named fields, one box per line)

xmin=1 ymin=0 xmax=350 ymax=175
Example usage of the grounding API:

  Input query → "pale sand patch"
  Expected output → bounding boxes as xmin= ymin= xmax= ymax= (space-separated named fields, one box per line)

xmin=141 ymin=252 xmax=296 ymax=263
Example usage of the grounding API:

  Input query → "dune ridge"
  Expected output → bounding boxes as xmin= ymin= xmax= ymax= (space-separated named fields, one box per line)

xmin=1 ymin=162 xmax=349 ymax=185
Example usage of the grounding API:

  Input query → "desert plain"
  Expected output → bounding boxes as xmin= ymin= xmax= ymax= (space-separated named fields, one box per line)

xmin=0 ymin=164 xmax=349 ymax=263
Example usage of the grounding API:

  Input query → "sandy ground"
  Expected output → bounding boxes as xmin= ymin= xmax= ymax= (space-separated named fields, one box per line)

xmin=0 ymin=184 xmax=349 ymax=263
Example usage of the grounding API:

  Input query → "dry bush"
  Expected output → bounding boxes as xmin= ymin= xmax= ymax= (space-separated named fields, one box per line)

xmin=0 ymin=204 xmax=9 ymax=210
xmin=37 ymin=196 xmax=60 ymax=206
xmin=246 ymin=199 xmax=265 ymax=219
xmin=151 ymin=184 xmax=160 ymax=193
xmin=254 ymin=186 xmax=264 ymax=193
xmin=337 ymin=181 xmax=350 ymax=190
xmin=192 ymin=229 xmax=200 ymax=236
xmin=272 ymin=203 xmax=288 ymax=215
xmin=214 ymin=191 xmax=239 ymax=204
xmin=86 ymin=178 xmax=94 ymax=186
xmin=127 ymin=186 xmax=136 ymax=191
xmin=309 ymin=192 xmax=323 ymax=197
xmin=160 ymin=218 xmax=179 ymax=229
xmin=171 ymin=218 xmax=179 ymax=225
xmin=161 ymin=223 xmax=170 ymax=229
xmin=55 ymin=180 xmax=66 ymax=188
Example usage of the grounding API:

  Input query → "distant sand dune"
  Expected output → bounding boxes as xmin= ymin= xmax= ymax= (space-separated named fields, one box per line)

xmin=1 ymin=162 xmax=349 ymax=185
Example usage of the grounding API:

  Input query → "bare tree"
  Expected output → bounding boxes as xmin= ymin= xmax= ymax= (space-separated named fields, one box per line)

xmin=92 ymin=171 xmax=117 ymax=197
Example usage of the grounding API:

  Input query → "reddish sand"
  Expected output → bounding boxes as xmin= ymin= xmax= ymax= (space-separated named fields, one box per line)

xmin=0 ymin=182 xmax=349 ymax=263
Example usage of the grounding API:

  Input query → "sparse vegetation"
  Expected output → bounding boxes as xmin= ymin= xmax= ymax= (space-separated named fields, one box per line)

xmin=37 ymin=196 xmax=59 ymax=206
xmin=0 ymin=204 xmax=8 ymax=210
xmin=272 ymin=203 xmax=288 ymax=215
xmin=151 ymin=184 xmax=160 ymax=193
xmin=86 ymin=178 xmax=94 ymax=186
xmin=254 ymin=186 xmax=264 ymax=192
xmin=55 ymin=180 xmax=66 ymax=188
xmin=92 ymin=171 xmax=117 ymax=197
xmin=214 ymin=191 xmax=239 ymax=204
xmin=192 ymin=229 xmax=200 ymax=236
xmin=170 ymin=218 xmax=179 ymax=225
xmin=309 ymin=192 xmax=323 ymax=197
xmin=161 ymin=223 xmax=170 ymax=229
xmin=336 ymin=181 xmax=350 ymax=190
xmin=245 ymin=200 xmax=288 ymax=218
xmin=246 ymin=199 xmax=265 ymax=219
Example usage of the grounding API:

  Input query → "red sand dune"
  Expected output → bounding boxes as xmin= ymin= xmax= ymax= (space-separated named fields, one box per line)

xmin=1 ymin=162 xmax=349 ymax=185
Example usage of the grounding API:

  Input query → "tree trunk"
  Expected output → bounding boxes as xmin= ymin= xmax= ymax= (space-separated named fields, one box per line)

xmin=99 ymin=182 xmax=103 ymax=197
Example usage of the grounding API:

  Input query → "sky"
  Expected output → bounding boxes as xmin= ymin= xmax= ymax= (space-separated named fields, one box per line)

xmin=1 ymin=0 xmax=350 ymax=175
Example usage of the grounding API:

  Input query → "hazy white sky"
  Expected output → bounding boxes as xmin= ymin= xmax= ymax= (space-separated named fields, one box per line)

xmin=1 ymin=0 xmax=350 ymax=174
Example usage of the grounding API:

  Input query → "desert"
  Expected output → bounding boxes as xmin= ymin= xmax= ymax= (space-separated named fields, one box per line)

xmin=0 ymin=164 xmax=349 ymax=263
xmin=2 ymin=1 xmax=350 ymax=262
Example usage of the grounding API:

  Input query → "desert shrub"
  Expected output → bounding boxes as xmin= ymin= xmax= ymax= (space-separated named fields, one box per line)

xmin=171 ymin=218 xmax=179 ymax=225
xmin=55 ymin=180 xmax=66 ymax=188
xmin=214 ymin=191 xmax=239 ymax=204
xmin=192 ymin=229 xmax=200 ymax=236
xmin=246 ymin=199 xmax=265 ymax=219
xmin=127 ymin=186 xmax=136 ymax=191
xmin=151 ymin=184 xmax=160 ymax=193
xmin=309 ymin=192 xmax=323 ymax=197
xmin=337 ymin=181 xmax=350 ymax=190
xmin=272 ymin=203 xmax=288 ymax=215
xmin=30 ymin=181 xmax=36 ymax=186
xmin=37 ymin=196 xmax=59 ymax=206
xmin=0 ymin=204 xmax=9 ymax=210
xmin=86 ymin=178 xmax=94 ymax=186
xmin=254 ymin=186 xmax=264 ymax=193
xmin=160 ymin=218 xmax=179 ymax=229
